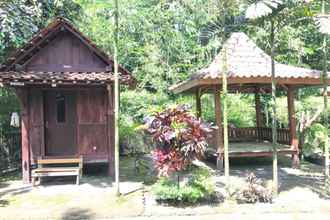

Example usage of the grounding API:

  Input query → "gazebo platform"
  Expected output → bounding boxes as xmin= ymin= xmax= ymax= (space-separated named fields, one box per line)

xmin=207 ymin=142 xmax=295 ymax=158
xmin=170 ymin=32 xmax=330 ymax=169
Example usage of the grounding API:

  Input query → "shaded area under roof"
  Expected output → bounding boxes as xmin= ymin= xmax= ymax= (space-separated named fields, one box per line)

xmin=170 ymin=32 xmax=329 ymax=94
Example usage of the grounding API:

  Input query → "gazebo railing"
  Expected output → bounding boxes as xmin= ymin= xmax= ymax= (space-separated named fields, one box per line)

xmin=208 ymin=127 xmax=291 ymax=147
xmin=257 ymin=127 xmax=290 ymax=145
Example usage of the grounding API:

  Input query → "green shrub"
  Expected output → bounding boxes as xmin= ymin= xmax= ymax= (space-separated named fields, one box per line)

xmin=152 ymin=167 xmax=217 ymax=205
xmin=303 ymin=123 xmax=329 ymax=157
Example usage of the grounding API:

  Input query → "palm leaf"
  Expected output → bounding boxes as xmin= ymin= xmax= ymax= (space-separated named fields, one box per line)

xmin=245 ymin=0 xmax=283 ymax=19
xmin=315 ymin=14 xmax=330 ymax=35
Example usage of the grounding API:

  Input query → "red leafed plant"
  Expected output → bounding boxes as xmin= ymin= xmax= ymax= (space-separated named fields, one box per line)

xmin=145 ymin=105 xmax=212 ymax=177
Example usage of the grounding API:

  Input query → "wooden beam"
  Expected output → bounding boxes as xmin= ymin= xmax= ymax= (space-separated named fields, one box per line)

xmin=214 ymin=87 xmax=224 ymax=170
xmin=16 ymin=88 xmax=31 ymax=183
xmin=107 ymin=84 xmax=115 ymax=177
xmin=170 ymin=77 xmax=330 ymax=94
xmin=196 ymin=89 xmax=201 ymax=118
xmin=287 ymin=86 xmax=299 ymax=167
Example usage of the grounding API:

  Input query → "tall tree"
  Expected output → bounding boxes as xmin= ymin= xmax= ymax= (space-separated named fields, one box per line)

xmin=245 ymin=0 xmax=313 ymax=196
xmin=113 ymin=0 xmax=120 ymax=196
xmin=318 ymin=0 xmax=329 ymax=177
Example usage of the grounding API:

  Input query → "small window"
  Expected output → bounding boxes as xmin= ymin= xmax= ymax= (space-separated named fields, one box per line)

xmin=56 ymin=93 xmax=66 ymax=123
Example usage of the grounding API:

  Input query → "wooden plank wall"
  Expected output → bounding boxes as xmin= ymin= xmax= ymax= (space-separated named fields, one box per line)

xmin=25 ymin=31 xmax=107 ymax=72
xmin=29 ymin=89 xmax=44 ymax=164
xmin=77 ymin=88 xmax=109 ymax=162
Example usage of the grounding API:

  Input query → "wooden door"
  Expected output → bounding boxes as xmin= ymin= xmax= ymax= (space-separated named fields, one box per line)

xmin=45 ymin=91 xmax=77 ymax=156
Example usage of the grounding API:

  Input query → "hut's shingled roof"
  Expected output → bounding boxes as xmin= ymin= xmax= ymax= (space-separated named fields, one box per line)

xmin=0 ymin=71 xmax=132 ymax=86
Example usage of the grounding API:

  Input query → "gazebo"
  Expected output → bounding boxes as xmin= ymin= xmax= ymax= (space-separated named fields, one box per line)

xmin=170 ymin=32 xmax=330 ymax=169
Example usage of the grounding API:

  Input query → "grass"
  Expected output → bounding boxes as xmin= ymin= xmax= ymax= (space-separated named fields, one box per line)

xmin=6 ymin=192 xmax=72 ymax=207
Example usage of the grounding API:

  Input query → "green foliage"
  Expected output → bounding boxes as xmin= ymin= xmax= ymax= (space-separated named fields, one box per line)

xmin=120 ymin=90 xmax=170 ymax=123
xmin=76 ymin=0 xmax=215 ymax=93
xmin=304 ymin=123 xmax=329 ymax=156
xmin=200 ymin=94 xmax=256 ymax=127
xmin=152 ymin=167 xmax=216 ymax=204
xmin=0 ymin=0 xmax=81 ymax=62
xmin=227 ymin=94 xmax=256 ymax=127
xmin=119 ymin=115 xmax=138 ymax=146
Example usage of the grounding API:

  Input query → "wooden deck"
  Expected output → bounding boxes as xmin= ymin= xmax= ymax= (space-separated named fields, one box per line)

xmin=207 ymin=141 xmax=296 ymax=158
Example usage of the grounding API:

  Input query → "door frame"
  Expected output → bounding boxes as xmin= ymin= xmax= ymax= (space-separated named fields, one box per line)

xmin=42 ymin=88 xmax=78 ymax=157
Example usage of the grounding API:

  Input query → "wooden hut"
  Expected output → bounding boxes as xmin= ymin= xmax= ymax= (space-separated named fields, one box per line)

xmin=170 ymin=32 xmax=330 ymax=168
xmin=0 ymin=17 xmax=135 ymax=183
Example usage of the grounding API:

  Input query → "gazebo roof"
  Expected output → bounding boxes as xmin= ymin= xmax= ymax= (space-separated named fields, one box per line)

xmin=170 ymin=32 xmax=329 ymax=94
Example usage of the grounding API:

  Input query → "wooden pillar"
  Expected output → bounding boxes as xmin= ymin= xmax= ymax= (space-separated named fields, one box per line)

xmin=196 ymin=89 xmax=202 ymax=118
xmin=214 ymin=87 xmax=224 ymax=170
xmin=107 ymin=84 xmax=115 ymax=177
xmin=287 ymin=86 xmax=299 ymax=167
xmin=255 ymin=88 xmax=263 ymax=141
xmin=16 ymin=88 xmax=31 ymax=183
xmin=255 ymin=88 xmax=263 ymax=128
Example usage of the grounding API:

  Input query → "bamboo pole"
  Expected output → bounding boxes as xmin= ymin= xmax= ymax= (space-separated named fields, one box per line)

xmin=270 ymin=20 xmax=278 ymax=196
xmin=214 ymin=87 xmax=223 ymax=170
xmin=114 ymin=0 xmax=120 ymax=196
xmin=222 ymin=46 xmax=230 ymax=186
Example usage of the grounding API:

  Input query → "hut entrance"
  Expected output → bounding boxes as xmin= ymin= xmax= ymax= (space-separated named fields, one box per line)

xmin=45 ymin=90 xmax=77 ymax=156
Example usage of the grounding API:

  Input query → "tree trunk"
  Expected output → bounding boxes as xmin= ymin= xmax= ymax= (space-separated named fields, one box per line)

xmin=270 ymin=20 xmax=278 ymax=196
xmin=322 ymin=35 xmax=329 ymax=177
xmin=114 ymin=0 xmax=120 ymax=196
xmin=322 ymin=0 xmax=329 ymax=178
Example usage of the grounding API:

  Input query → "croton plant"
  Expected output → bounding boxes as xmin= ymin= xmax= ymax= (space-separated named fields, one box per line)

xmin=145 ymin=105 xmax=213 ymax=177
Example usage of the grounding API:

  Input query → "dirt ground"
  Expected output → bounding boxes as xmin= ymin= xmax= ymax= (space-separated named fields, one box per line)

xmin=1 ymin=156 xmax=330 ymax=220
xmin=0 ymin=158 xmax=144 ymax=220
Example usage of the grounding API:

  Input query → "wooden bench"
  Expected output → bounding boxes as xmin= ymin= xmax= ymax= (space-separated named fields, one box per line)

xmin=32 ymin=156 xmax=83 ymax=186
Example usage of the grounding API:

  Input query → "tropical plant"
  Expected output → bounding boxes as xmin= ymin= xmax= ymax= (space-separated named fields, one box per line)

xmin=145 ymin=105 xmax=212 ymax=177
xmin=237 ymin=172 xmax=272 ymax=203
xmin=303 ymin=123 xmax=328 ymax=157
